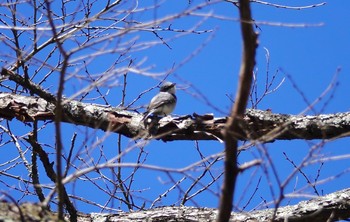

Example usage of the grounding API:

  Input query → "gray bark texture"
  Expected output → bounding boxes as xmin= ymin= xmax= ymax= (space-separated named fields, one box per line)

xmin=1 ymin=188 xmax=350 ymax=221
xmin=1 ymin=92 xmax=350 ymax=142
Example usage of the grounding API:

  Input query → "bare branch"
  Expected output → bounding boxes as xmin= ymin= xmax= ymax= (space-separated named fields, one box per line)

xmin=1 ymin=187 xmax=350 ymax=221
xmin=2 ymin=93 xmax=350 ymax=142
xmin=218 ymin=0 xmax=258 ymax=220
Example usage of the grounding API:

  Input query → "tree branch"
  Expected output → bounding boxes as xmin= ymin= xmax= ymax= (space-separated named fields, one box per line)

xmin=1 ymin=187 xmax=350 ymax=221
xmin=1 ymin=93 xmax=350 ymax=142
xmin=218 ymin=0 xmax=258 ymax=220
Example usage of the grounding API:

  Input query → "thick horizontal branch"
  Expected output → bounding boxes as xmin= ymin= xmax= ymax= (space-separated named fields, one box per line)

xmin=91 ymin=187 xmax=350 ymax=221
xmin=1 ymin=92 xmax=350 ymax=141
xmin=0 ymin=188 xmax=349 ymax=221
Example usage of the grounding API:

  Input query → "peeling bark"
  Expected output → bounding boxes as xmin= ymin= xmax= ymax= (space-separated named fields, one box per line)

xmin=1 ymin=93 xmax=350 ymax=142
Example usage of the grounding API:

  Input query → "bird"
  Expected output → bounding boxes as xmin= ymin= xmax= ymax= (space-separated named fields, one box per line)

xmin=142 ymin=82 xmax=177 ymax=122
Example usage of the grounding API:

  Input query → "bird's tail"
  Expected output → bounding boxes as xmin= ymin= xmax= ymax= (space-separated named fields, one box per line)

xmin=141 ymin=111 xmax=151 ymax=121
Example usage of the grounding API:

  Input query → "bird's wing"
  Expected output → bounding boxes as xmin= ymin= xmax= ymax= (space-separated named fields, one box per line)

xmin=142 ymin=94 xmax=164 ymax=120
xmin=147 ymin=93 xmax=170 ymax=111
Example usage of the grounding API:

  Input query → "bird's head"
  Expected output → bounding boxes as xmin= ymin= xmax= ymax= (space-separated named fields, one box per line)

xmin=159 ymin=82 xmax=176 ymax=94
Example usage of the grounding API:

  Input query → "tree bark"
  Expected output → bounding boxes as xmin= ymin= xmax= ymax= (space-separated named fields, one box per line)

xmin=1 ymin=188 xmax=350 ymax=221
xmin=1 ymin=92 xmax=350 ymax=142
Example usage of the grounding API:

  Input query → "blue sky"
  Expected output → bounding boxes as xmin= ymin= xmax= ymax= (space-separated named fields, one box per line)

xmin=1 ymin=0 xmax=350 ymax=214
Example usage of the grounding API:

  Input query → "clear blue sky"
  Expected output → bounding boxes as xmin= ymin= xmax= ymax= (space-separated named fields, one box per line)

xmin=1 ymin=0 xmax=350 ymax=214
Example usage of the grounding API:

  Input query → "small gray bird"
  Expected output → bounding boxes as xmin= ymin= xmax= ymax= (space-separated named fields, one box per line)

xmin=142 ymin=82 xmax=177 ymax=121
